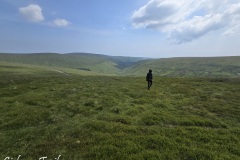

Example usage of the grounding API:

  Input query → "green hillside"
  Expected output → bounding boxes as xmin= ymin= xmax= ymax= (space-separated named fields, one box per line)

xmin=0 ymin=61 xmax=112 ymax=79
xmin=123 ymin=57 xmax=240 ymax=77
xmin=0 ymin=53 xmax=144 ymax=75
xmin=1 ymin=53 xmax=240 ymax=77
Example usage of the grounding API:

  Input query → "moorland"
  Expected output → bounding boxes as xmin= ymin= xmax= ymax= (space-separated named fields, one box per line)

xmin=0 ymin=53 xmax=240 ymax=159
xmin=1 ymin=53 xmax=240 ymax=77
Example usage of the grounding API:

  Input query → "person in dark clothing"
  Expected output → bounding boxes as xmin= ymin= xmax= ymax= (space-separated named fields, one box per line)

xmin=146 ymin=69 xmax=153 ymax=90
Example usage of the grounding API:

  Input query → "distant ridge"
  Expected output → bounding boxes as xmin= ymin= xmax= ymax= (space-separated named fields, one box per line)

xmin=0 ymin=53 xmax=240 ymax=77
xmin=0 ymin=52 xmax=146 ymax=75
xmin=123 ymin=56 xmax=240 ymax=77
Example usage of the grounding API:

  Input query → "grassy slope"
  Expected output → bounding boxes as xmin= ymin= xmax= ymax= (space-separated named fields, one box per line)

xmin=1 ymin=53 xmax=240 ymax=77
xmin=0 ymin=62 xmax=111 ymax=78
xmin=0 ymin=53 xmax=145 ymax=75
xmin=124 ymin=56 xmax=240 ymax=77
xmin=0 ymin=53 xmax=120 ymax=74
xmin=0 ymin=64 xmax=240 ymax=159
xmin=0 ymin=53 xmax=106 ymax=66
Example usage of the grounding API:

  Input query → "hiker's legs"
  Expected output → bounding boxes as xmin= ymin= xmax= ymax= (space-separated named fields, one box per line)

xmin=148 ymin=80 xmax=152 ymax=89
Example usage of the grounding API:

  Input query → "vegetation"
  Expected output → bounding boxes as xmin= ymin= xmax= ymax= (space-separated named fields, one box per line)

xmin=124 ymin=57 xmax=240 ymax=77
xmin=1 ymin=53 xmax=240 ymax=77
xmin=0 ymin=62 xmax=240 ymax=159
xmin=0 ymin=53 xmax=144 ymax=75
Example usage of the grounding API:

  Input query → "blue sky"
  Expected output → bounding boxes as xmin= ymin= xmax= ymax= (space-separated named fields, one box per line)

xmin=0 ymin=0 xmax=240 ymax=58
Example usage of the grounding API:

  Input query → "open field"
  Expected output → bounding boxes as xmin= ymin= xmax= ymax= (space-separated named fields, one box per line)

xmin=0 ymin=62 xmax=240 ymax=159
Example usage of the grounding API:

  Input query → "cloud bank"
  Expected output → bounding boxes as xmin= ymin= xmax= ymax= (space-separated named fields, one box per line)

xmin=131 ymin=0 xmax=240 ymax=44
xmin=19 ymin=4 xmax=44 ymax=22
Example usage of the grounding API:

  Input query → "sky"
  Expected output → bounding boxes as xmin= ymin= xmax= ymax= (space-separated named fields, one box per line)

xmin=0 ymin=0 xmax=240 ymax=58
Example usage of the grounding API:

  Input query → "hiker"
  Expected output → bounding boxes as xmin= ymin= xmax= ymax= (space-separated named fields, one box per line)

xmin=146 ymin=69 xmax=153 ymax=90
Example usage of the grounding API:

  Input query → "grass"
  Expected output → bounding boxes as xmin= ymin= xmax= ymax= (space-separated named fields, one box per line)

xmin=0 ymin=61 xmax=109 ymax=77
xmin=0 ymin=53 xmax=144 ymax=75
xmin=0 ymin=64 xmax=240 ymax=159
xmin=124 ymin=56 xmax=240 ymax=77
xmin=1 ymin=53 xmax=240 ymax=77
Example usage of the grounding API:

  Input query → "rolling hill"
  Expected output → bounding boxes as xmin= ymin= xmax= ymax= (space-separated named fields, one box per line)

xmin=0 ymin=53 xmax=240 ymax=77
xmin=0 ymin=53 xmax=145 ymax=75
xmin=123 ymin=56 xmax=240 ymax=77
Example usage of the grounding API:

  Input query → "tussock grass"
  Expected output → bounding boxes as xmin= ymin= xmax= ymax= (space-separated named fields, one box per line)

xmin=0 ymin=71 xmax=240 ymax=159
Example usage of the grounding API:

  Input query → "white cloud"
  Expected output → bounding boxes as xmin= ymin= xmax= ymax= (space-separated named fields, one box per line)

xmin=19 ymin=4 xmax=70 ymax=28
xmin=19 ymin=4 xmax=44 ymax=22
xmin=53 ymin=18 xmax=70 ymax=27
xmin=131 ymin=0 xmax=240 ymax=43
